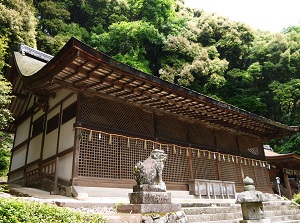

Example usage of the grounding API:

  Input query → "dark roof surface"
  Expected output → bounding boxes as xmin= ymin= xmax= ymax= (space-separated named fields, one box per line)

xmin=6 ymin=37 xmax=299 ymax=139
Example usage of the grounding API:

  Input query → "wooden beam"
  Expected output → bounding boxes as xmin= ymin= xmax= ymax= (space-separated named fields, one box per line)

xmin=283 ymin=170 xmax=293 ymax=199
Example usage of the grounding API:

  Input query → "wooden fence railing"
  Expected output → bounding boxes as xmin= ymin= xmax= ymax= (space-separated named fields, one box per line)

xmin=188 ymin=179 xmax=236 ymax=199
xmin=25 ymin=157 xmax=59 ymax=194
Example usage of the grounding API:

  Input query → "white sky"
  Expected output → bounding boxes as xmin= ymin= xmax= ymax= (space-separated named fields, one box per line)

xmin=184 ymin=0 xmax=300 ymax=32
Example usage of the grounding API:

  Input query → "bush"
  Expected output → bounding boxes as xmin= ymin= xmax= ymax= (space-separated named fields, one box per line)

xmin=292 ymin=192 xmax=300 ymax=205
xmin=0 ymin=197 xmax=107 ymax=223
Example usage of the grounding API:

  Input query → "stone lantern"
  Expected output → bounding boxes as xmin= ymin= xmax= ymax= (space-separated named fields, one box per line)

xmin=236 ymin=176 xmax=270 ymax=223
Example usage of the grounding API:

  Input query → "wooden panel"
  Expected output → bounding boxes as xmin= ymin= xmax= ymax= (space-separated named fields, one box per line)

xmin=81 ymin=96 xmax=154 ymax=137
xmin=238 ymin=135 xmax=264 ymax=159
xmin=220 ymin=157 xmax=243 ymax=188
xmin=76 ymin=128 xmax=271 ymax=191
xmin=188 ymin=123 xmax=215 ymax=148
xmin=242 ymin=163 xmax=256 ymax=186
xmin=78 ymin=131 xmax=119 ymax=178
xmin=215 ymin=130 xmax=239 ymax=153
xmin=119 ymin=138 xmax=152 ymax=179
xmin=163 ymin=145 xmax=190 ymax=183
xmin=255 ymin=165 xmax=272 ymax=193
xmin=192 ymin=150 xmax=218 ymax=180
xmin=156 ymin=114 xmax=186 ymax=142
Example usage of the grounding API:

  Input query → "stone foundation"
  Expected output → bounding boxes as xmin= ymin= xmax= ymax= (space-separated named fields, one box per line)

xmin=117 ymin=203 xmax=181 ymax=214
xmin=240 ymin=219 xmax=270 ymax=223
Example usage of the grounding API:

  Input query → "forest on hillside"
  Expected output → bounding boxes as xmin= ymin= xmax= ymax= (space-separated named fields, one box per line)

xmin=1 ymin=0 xmax=300 ymax=161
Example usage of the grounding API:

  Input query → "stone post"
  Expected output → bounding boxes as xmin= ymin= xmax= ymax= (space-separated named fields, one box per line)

xmin=236 ymin=176 xmax=270 ymax=223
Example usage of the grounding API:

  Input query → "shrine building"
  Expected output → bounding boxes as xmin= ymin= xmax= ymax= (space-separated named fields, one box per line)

xmin=5 ymin=37 xmax=299 ymax=196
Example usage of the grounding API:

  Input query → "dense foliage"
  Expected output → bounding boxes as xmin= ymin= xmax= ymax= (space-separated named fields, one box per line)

xmin=0 ymin=36 xmax=13 ymax=177
xmin=292 ymin=192 xmax=300 ymax=205
xmin=1 ymin=0 xmax=300 ymax=156
xmin=0 ymin=197 xmax=106 ymax=222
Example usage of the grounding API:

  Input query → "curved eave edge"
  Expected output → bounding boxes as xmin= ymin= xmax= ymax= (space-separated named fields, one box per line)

xmin=266 ymin=152 xmax=300 ymax=161
xmin=13 ymin=37 xmax=300 ymax=136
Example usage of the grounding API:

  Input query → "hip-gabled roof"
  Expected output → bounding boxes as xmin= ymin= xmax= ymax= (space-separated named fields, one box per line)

xmin=6 ymin=37 xmax=299 ymax=140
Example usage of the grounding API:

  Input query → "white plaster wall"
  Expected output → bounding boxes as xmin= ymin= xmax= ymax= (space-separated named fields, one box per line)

xmin=14 ymin=118 xmax=31 ymax=147
xmin=63 ymin=94 xmax=77 ymax=108
xmin=49 ymin=89 xmax=73 ymax=108
xmin=27 ymin=134 xmax=43 ymax=163
xmin=58 ymin=153 xmax=73 ymax=181
xmin=43 ymin=129 xmax=58 ymax=159
xmin=10 ymin=145 xmax=27 ymax=171
xmin=33 ymin=110 xmax=44 ymax=122
xmin=43 ymin=107 xmax=60 ymax=159
xmin=27 ymin=96 xmax=35 ymax=111
xmin=48 ymin=107 xmax=60 ymax=119
xmin=58 ymin=118 xmax=75 ymax=153
xmin=58 ymin=94 xmax=77 ymax=153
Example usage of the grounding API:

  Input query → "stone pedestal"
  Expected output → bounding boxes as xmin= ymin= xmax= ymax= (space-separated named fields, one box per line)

xmin=129 ymin=191 xmax=171 ymax=204
xmin=118 ymin=191 xmax=181 ymax=213
xmin=240 ymin=202 xmax=265 ymax=220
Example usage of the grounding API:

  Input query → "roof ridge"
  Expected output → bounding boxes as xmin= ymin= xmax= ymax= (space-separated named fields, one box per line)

xmin=20 ymin=44 xmax=53 ymax=62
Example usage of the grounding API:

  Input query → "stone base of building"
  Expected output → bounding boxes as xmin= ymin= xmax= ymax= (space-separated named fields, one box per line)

xmin=117 ymin=203 xmax=181 ymax=214
xmin=240 ymin=219 xmax=270 ymax=223
xmin=129 ymin=191 xmax=172 ymax=204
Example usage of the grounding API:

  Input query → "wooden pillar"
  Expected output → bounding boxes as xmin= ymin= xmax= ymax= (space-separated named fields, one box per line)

xmin=188 ymin=148 xmax=194 ymax=180
xmin=216 ymin=153 xmax=221 ymax=180
xmin=239 ymin=157 xmax=245 ymax=181
xmin=236 ymin=136 xmax=244 ymax=185
xmin=51 ymin=157 xmax=59 ymax=195
xmin=71 ymin=93 xmax=82 ymax=185
xmin=296 ymin=174 xmax=300 ymax=185
xmin=283 ymin=169 xmax=292 ymax=199
xmin=213 ymin=130 xmax=221 ymax=180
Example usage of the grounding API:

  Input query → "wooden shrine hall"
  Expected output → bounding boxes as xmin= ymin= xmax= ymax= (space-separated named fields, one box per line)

xmin=265 ymin=148 xmax=300 ymax=199
xmin=5 ymin=37 xmax=299 ymax=196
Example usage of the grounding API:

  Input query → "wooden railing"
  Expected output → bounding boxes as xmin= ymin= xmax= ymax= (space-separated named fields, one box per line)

xmin=25 ymin=158 xmax=59 ymax=194
xmin=279 ymin=184 xmax=291 ymax=199
xmin=188 ymin=179 xmax=236 ymax=199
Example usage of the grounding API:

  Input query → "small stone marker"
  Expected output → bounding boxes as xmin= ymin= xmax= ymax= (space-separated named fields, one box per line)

xmin=236 ymin=176 xmax=270 ymax=223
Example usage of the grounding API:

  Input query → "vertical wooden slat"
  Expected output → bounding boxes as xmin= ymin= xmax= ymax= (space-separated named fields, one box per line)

xmin=56 ymin=103 xmax=63 ymax=155
xmin=239 ymin=157 xmax=245 ymax=182
xmin=51 ymin=157 xmax=59 ymax=195
xmin=216 ymin=153 xmax=221 ymax=180
xmin=71 ymin=93 xmax=82 ymax=185
xmin=188 ymin=148 xmax=193 ymax=180
xmin=283 ymin=170 xmax=292 ymax=199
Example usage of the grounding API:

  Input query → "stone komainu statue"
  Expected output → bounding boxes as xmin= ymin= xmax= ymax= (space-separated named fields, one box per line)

xmin=134 ymin=149 xmax=168 ymax=191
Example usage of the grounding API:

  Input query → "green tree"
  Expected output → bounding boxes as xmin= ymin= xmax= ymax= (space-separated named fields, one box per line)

xmin=68 ymin=0 xmax=130 ymax=34
xmin=35 ymin=0 xmax=89 ymax=54
xmin=195 ymin=12 xmax=254 ymax=69
xmin=90 ymin=21 xmax=164 ymax=74
xmin=128 ymin=0 xmax=176 ymax=28
xmin=0 ymin=36 xmax=14 ymax=177
xmin=0 ymin=0 xmax=37 ymax=50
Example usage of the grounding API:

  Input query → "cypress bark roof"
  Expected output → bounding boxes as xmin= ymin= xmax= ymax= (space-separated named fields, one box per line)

xmin=6 ymin=37 xmax=299 ymax=140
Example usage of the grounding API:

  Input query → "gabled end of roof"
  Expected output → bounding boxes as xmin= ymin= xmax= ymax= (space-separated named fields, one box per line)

xmin=19 ymin=44 xmax=53 ymax=63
